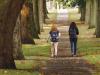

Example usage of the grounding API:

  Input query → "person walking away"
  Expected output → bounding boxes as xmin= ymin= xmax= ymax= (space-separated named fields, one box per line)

xmin=69 ymin=22 xmax=79 ymax=57
xmin=49 ymin=24 xmax=60 ymax=57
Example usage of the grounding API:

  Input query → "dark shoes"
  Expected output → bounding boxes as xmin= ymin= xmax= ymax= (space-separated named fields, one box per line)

xmin=71 ymin=54 xmax=77 ymax=57
xmin=71 ymin=52 xmax=77 ymax=57
xmin=51 ymin=55 xmax=57 ymax=58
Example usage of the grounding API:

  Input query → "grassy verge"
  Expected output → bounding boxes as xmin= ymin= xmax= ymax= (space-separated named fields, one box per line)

xmin=78 ymin=38 xmax=100 ymax=56
xmin=83 ymin=55 xmax=100 ymax=65
xmin=77 ymin=25 xmax=100 ymax=75
xmin=76 ymin=25 xmax=100 ymax=56
xmin=22 ymin=44 xmax=50 ymax=57
xmin=83 ymin=55 xmax=100 ymax=75
xmin=0 ymin=70 xmax=39 ymax=75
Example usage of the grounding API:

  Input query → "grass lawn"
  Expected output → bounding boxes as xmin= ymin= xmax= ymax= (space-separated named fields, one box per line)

xmin=78 ymin=38 xmax=100 ymax=56
xmin=0 ymin=70 xmax=39 ymax=75
xmin=76 ymin=25 xmax=100 ymax=75
xmin=83 ymin=55 xmax=100 ymax=65
xmin=77 ymin=25 xmax=100 ymax=56
xmin=22 ymin=44 xmax=51 ymax=57
xmin=83 ymin=55 xmax=100 ymax=75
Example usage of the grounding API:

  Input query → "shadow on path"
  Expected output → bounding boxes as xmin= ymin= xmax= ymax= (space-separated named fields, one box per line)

xmin=40 ymin=24 xmax=93 ymax=75
xmin=40 ymin=58 xmax=93 ymax=75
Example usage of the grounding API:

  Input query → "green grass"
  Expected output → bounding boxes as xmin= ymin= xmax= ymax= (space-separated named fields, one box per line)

xmin=94 ymin=72 xmax=100 ymax=75
xmin=22 ymin=44 xmax=50 ymax=57
xmin=77 ymin=25 xmax=100 ymax=75
xmin=15 ymin=60 xmax=39 ymax=69
xmin=83 ymin=55 xmax=100 ymax=65
xmin=78 ymin=38 xmax=100 ymax=56
xmin=83 ymin=55 xmax=100 ymax=75
xmin=76 ymin=25 xmax=100 ymax=56
xmin=0 ymin=70 xmax=39 ymax=75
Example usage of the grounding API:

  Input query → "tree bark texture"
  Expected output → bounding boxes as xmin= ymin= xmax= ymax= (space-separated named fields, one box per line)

xmin=13 ymin=15 xmax=24 ymax=60
xmin=43 ymin=0 xmax=48 ymax=19
xmin=0 ymin=0 xmax=24 ymax=69
xmin=32 ymin=0 xmax=41 ymax=34
xmin=20 ymin=2 xmax=35 ymax=44
xmin=38 ymin=0 xmax=44 ymax=31
xmin=96 ymin=0 xmax=100 ymax=37
xmin=29 ymin=2 xmax=40 ymax=39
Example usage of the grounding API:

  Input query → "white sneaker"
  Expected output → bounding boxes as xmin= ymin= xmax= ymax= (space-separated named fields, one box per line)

xmin=73 ymin=55 xmax=77 ymax=57
xmin=51 ymin=54 xmax=54 ymax=57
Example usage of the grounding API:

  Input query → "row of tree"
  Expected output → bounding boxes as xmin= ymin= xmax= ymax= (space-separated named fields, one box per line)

xmin=55 ymin=0 xmax=100 ymax=37
xmin=55 ymin=0 xmax=86 ymax=21
xmin=0 ymin=0 xmax=47 ymax=69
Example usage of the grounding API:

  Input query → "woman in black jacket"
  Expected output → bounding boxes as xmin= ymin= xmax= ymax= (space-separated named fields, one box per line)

xmin=69 ymin=22 xmax=79 ymax=56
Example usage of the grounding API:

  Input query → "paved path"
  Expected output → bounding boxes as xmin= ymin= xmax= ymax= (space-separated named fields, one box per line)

xmin=41 ymin=58 xmax=93 ymax=75
xmin=57 ymin=25 xmax=70 ymax=57
xmin=40 ymin=12 xmax=95 ymax=75
xmin=40 ymin=25 xmax=94 ymax=75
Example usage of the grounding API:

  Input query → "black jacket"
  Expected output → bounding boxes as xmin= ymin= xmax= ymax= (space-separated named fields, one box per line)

xmin=69 ymin=26 xmax=79 ymax=38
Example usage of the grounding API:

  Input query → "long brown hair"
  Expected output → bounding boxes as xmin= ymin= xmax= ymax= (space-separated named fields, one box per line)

xmin=50 ymin=23 xmax=58 ymax=31
xmin=69 ymin=22 xmax=77 ymax=29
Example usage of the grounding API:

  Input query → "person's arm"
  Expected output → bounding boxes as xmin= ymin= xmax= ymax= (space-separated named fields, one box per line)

xmin=47 ymin=31 xmax=51 ymax=43
xmin=57 ymin=31 xmax=61 ymax=38
xmin=59 ymin=32 xmax=61 ymax=37
xmin=76 ymin=27 xmax=79 ymax=35
xmin=68 ymin=27 xmax=70 ymax=35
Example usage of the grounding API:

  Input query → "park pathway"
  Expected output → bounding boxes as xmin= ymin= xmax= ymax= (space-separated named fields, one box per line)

xmin=57 ymin=10 xmax=71 ymax=57
xmin=41 ymin=24 xmax=94 ymax=75
xmin=57 ymin=25 xmax=70 ymax=57
xmin=40 ymin=12 xmax=94 ymax=75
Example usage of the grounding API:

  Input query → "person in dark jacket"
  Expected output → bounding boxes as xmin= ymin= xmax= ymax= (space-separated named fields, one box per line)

xmin=68 ymin=22 xmax=79 ymax=56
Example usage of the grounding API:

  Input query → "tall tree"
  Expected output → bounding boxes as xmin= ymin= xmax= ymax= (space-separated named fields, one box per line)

xmin=38 ymin=0 xmax=45 ymax=31
xmin=56 ymin=0 xmax=86 ymax=21
xmin=20 ymin=2 xmax=35 ymax=44
xmin=43 ymin=0 xmax=48 ymax=19
xmin=79 ymin=0 xmax=86 ymax=21
xmin=32 ymin=0 xmax=41 ymax=34
xmin=96 ymin=0 xmax=100 ymax=37
xmin=0 ymin=0 xmax=24 ymax=68
xmin=13 ymin=15 xmax=24 ymax=60
xmin=28 ymin=1 xmax=40 ymax=38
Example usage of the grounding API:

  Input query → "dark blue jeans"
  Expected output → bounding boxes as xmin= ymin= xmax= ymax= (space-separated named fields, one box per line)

xmin=70 ymin=38 xmax=77 ymax=55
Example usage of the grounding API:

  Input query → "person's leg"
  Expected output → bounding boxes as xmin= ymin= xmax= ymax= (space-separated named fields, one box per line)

xmin=70 ymin=38 xmax=74 ymax=55
xmin=73 ymin=38 xmax=77 ymax=56
xmin=54 ymin=42 xmax=58 ymax=56
xmin=51 ymin=42 xmax=54 ymax=57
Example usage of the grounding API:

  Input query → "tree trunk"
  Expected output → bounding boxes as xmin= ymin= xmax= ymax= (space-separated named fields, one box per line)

xmin=43 ymin=0 xmax=48 ymax=19
xmin=0 ymin=0 xmax=24 ymax=69
xmin=13 ymin=15 xmax=24 ymax=60
xmin=32 ymin=0 xmax=41 ymax=34
xmin=85 ymin=0 xmax=91 ymax=25
xmin=20 ymin=3 xmax=35 ymax=44
xmin=96 ymin=0 xmax=100 ymax=37
xmin=80 ymin=7 xmax=86 ymax=22
xmin=29 ymin=2 xmax=40 ymax=39
xmin=38 ymin=0 xmax=44 ymax=31
xmin=88 ymin=0 xmax=95 ymax=28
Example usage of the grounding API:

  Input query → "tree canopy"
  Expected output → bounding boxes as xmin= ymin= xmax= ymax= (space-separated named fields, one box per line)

xmin=55 ymin=0 xmax=86 ymax=8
